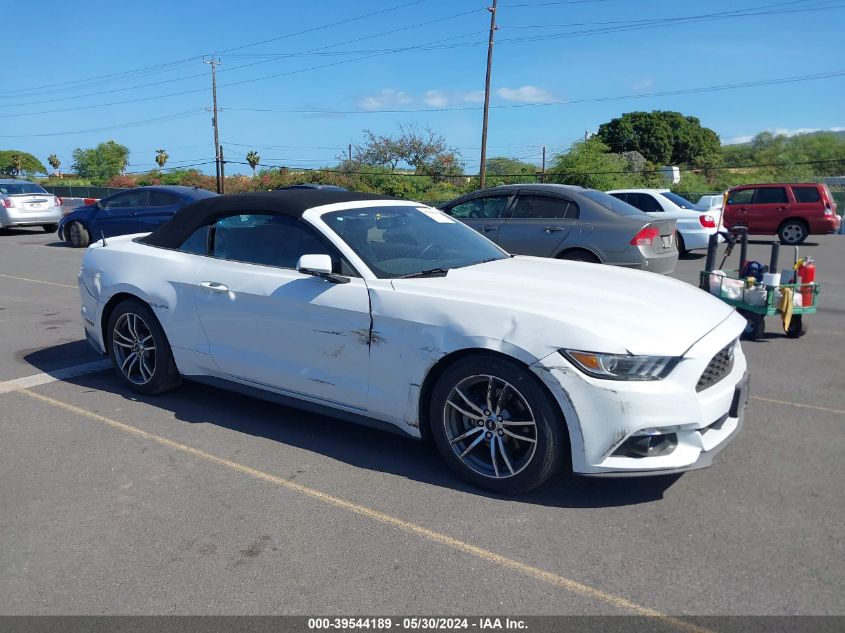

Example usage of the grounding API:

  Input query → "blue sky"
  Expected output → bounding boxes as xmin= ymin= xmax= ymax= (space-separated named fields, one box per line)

xmin=3 ymin=0 xmax=844 ymax=175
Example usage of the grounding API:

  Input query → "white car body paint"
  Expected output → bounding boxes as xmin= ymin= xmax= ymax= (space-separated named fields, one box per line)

xmin=79 ymin=200 xmax=747 ymax=477
xmin=607 ymin=189 xmax=721 ymax=252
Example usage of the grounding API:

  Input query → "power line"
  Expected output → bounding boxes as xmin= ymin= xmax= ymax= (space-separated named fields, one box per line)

xmin=0 ymin=0 xmax=427 ymax=99
xmin=220 ymin=69 xmax=845 ymax=115
xmin=0 ymin=109 xmax=205 ymax=138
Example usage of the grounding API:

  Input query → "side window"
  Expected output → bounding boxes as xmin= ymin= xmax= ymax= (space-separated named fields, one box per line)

xmin=102 ymin=190 xmax=147 ymax=209
xmin=211 ymin=214 xmax=339 ymax=271
xmin=792 ymin=186 xmax=821 ymax=203
xmin=753 ymin=187 xmax=787 ymax=204
xmin=511 ymin=195 xmax=574 ymax=219
xmin=179 ymin=225 xmax=210 ymax=255
xmin=608 ymin=193 xmax=628 ymax=203
xmin=628 ymin=193 xmax=663 ymax=213
xmin=149 ymin=191 xmax=180 ymax=206
xmin=479 ymin=195 xmax=512 ymax=219
xmin=727 ymin=189 xmax=755 ymax=205
xmin=446 ymin=199 xmax=482 ymax=219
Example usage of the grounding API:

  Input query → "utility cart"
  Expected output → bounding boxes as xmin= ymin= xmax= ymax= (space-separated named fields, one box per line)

xmin=698 ymin=228 xmax=819 ymax=340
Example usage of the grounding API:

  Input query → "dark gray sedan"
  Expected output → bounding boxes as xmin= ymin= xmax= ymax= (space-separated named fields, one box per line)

xmin=439 ymin=184 xmax=678 ymax=274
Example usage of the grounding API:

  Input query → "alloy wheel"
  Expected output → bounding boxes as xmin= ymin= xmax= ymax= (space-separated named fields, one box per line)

xmin=442 ymin=374 xmax=537 ymax=479
xmin=112 ymin=312 xmax=156 ymax=385
xmin=780 ymin=223 xmax=805 ymax=244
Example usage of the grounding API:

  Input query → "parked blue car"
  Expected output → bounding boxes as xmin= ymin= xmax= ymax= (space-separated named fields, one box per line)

xmin=58 ymin=185 xmax=217 ymax=247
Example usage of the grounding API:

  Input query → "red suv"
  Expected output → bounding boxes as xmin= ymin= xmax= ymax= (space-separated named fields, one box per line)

xmin=722 ymin=183 xmax=840 ymax=244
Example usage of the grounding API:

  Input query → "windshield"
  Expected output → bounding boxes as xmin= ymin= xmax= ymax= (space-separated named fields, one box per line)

xmin=321 ymin=205 xmax=508 ymax=278
xmin=660 ymin=191 xmax=697 ymax=209
xmin=580 ymin=189 xmax=643 ymax=216
xmin=0 ymin=183 xmax=48 ymax=196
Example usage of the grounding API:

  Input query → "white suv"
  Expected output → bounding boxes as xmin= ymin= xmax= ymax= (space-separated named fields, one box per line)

xmin=606 ymin=189 xmax=719 ymax=254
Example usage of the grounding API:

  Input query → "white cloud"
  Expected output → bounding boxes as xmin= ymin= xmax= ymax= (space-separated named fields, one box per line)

xmin=423 ymin=90 xmax=449 ymax=108
xmin=495 ymin=85 xmax=556 ymax=103
xmin=633 ymin=79 xmax=654 ymax=92
xmin=460 ymin=90 xmax=485 ymax=103
xmin=357 ymin=88 xmax=413 ymax=111
xmin=724 ymin=126 xmax=845 ymax=145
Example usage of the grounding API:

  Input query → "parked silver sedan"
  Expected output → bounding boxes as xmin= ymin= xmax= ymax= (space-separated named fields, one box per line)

xmin=0 ymin=179 xmax=63 ymax=233
xmin=439 ymin=184 xmax=678 ymax=274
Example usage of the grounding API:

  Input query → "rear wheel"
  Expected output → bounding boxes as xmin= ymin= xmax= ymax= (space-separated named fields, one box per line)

xmin=106 ymin=299 xmax=181 ymax=395
xmin=430 ymin=355 xmax=568 ymax=494
xmin=676 ymin=233 xmax=687 ymax=256
xmin=67 ymin=221 xmax=90 ymax=248
xmin=42 ymin=223 xmax=58 ymax=233
xmin=558 ymin=249 xmax=600 ymax=263
xmin=778 ymin=220 xmax=808 ymax=245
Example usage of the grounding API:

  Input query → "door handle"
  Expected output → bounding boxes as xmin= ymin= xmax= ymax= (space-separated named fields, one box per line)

xmin=481 ymin=226 xmax=497 ymax=232
xmin=776 ymin=206 xmax=789 ymax=211
xmin=199 ymin=281 xmax=229 ymax=292
xmin=737 ymin=208 xmax=747 ymax=213
xmin=543 ymin=226 xmax=565 ymax=233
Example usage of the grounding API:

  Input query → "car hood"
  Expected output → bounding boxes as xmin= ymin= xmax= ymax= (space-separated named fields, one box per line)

xmin=59 ymin=204 xmax=96 ymax=223
xmin=390 ymin=256 xmax=736 ymax=357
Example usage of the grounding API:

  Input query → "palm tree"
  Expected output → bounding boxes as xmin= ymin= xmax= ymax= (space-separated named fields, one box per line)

xmin=47 ymin=154 xmax=61 ymax=178
xmin=245 ymin=150 xmax=261 ymax=176
xmin=155 ymin=149 xmax=169 ymax=171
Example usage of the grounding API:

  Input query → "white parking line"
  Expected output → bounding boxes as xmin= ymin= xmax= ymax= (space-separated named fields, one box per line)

xmin=0 ymin=360 xmax=111 ymax=395
xmin=0 ymin=273 xmax=76 ymax=289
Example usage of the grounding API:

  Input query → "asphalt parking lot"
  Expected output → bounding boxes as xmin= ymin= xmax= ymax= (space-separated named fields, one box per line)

xmin=1 ymin=228 xmax=843 ymax=618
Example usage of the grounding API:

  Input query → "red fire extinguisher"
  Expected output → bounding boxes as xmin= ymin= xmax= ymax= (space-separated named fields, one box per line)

xmin=797 ymin=257 xmax=816 ymax=307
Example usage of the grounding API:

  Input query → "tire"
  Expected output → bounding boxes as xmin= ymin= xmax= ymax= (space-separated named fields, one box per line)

xmin=42 ymin=223 xmax=58 ymax=233
xmin=558 ymin=249 xmax=600 ymax=263
xmin=676 ymin=233 xmax=687 ymax=256
xmin=739 ymin=310 xmax=765 ymax=341
xmin=778 ymin=220 xmax=808 ymax=245
xmin=67 ymin=221 xmax=90 ymax=248
xmin=106 ymin=299 xmax=181 ymax=395
xmin=429 ymin=355 xmax=568 ymax=494
xmin=785 ymin=315 xmax=807 ymax=338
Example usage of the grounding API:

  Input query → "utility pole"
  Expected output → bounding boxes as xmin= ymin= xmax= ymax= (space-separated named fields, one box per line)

xmin=204 ymin=57 xmax=222 ymax=193
xmin=219 ymin=145 xmax=226 ymax=194
xmin=348 ymin=143 xmax=352 ymax=164
xmin=541 ymin=146 xmax=546 ymax=183
xmin=478 ymin=0 xmax=498 ymax=189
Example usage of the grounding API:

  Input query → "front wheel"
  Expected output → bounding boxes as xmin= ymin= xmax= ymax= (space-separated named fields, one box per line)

xmin=785 ymin=315 xmax=807 ymax=338
xmin=739 ymin=310 xmax=765 ymax=341
xmin=430 ymin=355 xmax=568 ymax=494
xmin=106 ymin=299 xmax=181 ymax=395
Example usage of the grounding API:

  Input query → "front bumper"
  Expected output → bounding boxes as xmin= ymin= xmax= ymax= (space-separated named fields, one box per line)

xmin=531 ymin=311 xmax=748 ymax=476
xmin=0 ymin=206 xmax=62 ymax=228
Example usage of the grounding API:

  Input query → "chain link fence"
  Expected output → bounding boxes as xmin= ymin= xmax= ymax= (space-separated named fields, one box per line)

xmin=41 ymin=185 xmax=126 ymax=199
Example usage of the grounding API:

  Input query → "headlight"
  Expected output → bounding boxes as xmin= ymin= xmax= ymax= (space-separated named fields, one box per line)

xmin=560 ymin=350 xmax=678 ymax=381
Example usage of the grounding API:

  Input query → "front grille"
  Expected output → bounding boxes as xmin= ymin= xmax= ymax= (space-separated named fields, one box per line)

xmin=696 ymin=342 xmax=736 ymax=392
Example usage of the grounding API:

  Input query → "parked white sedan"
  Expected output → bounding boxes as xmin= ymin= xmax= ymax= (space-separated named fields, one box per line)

xmin=78 ymin=191 xmax=749 ymax=494
xmin=607 ymin=189 xmax=720 ymax=254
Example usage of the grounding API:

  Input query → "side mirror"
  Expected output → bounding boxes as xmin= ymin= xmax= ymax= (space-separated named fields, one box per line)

xmin=296 ymin=254 xmax=349 ymax=284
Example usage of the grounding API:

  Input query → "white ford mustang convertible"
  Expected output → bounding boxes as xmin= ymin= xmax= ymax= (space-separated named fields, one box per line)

xmin=78 ymin=190 xmax=749 ymax=493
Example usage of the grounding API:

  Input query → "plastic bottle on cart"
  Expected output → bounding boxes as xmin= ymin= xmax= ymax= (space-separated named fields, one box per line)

xmin=797 ymin=258 xmax=816 ymax=307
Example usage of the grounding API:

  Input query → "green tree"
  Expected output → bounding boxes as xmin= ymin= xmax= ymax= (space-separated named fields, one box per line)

xmin=351 ymin=123 xmax=463 ymax=180
xmin=72 ymin=140 xmax=130 ymax=183
xmin=547 ymin=137 xmax=641 ymax=190
xmin=597 ymin=111 xmax=721 ymax=167
xmin=155 ymin=149 xmax=168 ymax=171
xmin=245 ymin=150 xmax=261 ymax=175
xmin=47 ymin=153 xmax=61 ymax=177
xmin=0 ymin=150 xmax=47 ymax=177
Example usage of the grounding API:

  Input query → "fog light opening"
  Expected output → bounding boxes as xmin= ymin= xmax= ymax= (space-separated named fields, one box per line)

xmin=613 ymin=432 xmax=678 ymax=458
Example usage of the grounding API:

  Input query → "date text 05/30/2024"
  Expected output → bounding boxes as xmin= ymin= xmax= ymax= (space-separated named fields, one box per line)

xmin=308 ymin=617 xmax=527 ymax=630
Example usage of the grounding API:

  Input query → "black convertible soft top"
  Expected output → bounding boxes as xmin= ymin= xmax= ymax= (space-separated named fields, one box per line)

xmin=138 ymin=190 xmax=399 ymax=249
